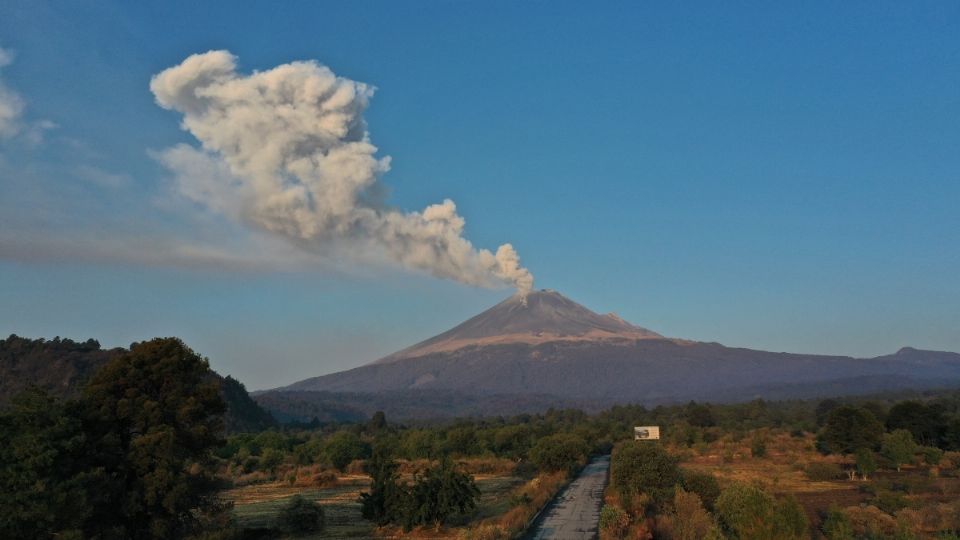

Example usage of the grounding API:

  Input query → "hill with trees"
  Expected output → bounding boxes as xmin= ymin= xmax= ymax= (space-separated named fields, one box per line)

xmin=0 ymin=334 xmax=275 ymax=433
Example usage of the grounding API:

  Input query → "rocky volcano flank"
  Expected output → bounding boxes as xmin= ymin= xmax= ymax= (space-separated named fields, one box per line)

xmin=267 ymin=290 xmax=960 ymax=419
xmin=375 ymin=289 xmax=663 ymax=363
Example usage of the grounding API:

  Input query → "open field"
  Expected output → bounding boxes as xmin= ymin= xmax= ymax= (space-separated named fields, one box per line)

xmin=225 ymin=470 xmax=527 ymax=538
xmin=226 ymin=474 xmax=372 ymax=538
xmin=679 ymin=430 xmax=960 ymax=536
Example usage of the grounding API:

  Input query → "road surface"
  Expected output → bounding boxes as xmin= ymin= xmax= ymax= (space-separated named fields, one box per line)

xmin=526 ymin=454 xmax=610 ymax=540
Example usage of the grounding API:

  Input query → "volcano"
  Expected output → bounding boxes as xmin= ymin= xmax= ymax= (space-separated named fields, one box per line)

xmin=375 ymin=289 xmax=663 ymax=363
xmin=261 ymin=290 xmax=960 ymax=421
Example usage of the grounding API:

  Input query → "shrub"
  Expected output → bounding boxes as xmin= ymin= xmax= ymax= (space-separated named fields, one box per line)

xmin=773 ymin=496 xmax=809 ymax=540
xmin=881 ymin=430 xmax=918 ymax=472
xmin=310 ymin=471 xmax=338 ymax=488
xmin=259 ymin=448 xmax=284 ymax=474
xmin=715 ymin=483 xmax=807 ymax=540
xmin=855 ymin=449 xmax=878 ymax=480
xmin=820 ymin=506 xmax=854 ymax=540
xmin=529 ymin=433 xmax=589 ymax=474
xmin=716 ymin=484 xmax=778 ymax=539
xmin=751 ymin=436 xmax=768 ymax=458
xmin=659 ymin=488 xmax=716 ymax=540
xmin=276 ymin=495 xmax=324 ymax=535
xmin=843 ymin=505 xmax=898 ymax=539
xmin=323 ymin=431 xmax=370 ymax=472
xmin=920 ymin=446 xmax=943 ymax=466
xmin=680 ymin=469 xmax=721 ymax=510
xmin=872 ymin=490 xmax=908 ymax=514
xmin=804 ymin=462 xmax=845 ymax=481
xmin=599 ymin=505 xmax=630 ymax=537
xmin=459 ymin=524 xmax=508 ymax=540
xmin=611 ymin=442 xmax=680 ymax=510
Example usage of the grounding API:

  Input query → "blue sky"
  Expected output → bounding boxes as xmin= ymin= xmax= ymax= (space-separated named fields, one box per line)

xmin=1 ymin=2 xmax=958 ymax=389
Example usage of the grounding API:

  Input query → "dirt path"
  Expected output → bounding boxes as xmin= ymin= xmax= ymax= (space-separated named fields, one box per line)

xmin=527 ymin=455 xmax=610 ymax=540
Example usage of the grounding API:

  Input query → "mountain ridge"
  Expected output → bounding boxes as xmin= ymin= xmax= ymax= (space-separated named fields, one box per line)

xmin=275 ymin=290 xmax=960 ymax=408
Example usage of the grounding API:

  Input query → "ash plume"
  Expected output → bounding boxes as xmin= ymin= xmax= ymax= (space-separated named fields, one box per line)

xmin=151 ymin=50 xmax=533 ymax=294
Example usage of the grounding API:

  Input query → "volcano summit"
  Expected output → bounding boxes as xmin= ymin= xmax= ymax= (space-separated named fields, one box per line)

xmin=260 ymin=290 xmax=960 ymax=420
xmin=375 ymin=289 xmax=664 ymax=363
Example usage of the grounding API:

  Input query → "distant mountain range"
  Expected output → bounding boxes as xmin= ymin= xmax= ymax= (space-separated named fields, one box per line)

xmin=0 ymin=334 xmax=276 ymax=433
xmin=259 ymin=290 xmax=960 ymax=421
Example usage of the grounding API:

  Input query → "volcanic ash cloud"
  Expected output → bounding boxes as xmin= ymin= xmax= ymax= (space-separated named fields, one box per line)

xmin=150 ymin=50 xmax=533 ymax=294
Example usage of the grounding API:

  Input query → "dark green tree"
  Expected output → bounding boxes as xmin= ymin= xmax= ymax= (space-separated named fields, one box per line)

xmin=816 ymin=406 xmax=883 ymax=455
xmin=0 ymin=389 xmax=100 ymax=539
xmin=815 ymin=399 xmax=841 ymax=427
xmin=276 ymin=495 xmax=324 ymax=535
xmin=402 ymin=458 xmax=479 ymax=531
xmin=855 ymin=448 xmax=877 ymax=480
xmin=715 ymin=484 xmax=807 ymax=540
xmin=880 ymin=429 xmax=917 ymax=472
xmin=359 ymin=444 xmax=406 ymax=526
xmin=82 ymin=337 xmax=227 ymax=539
xmin=611 ymin=442 xmax=680 ymax=509
xmin=716 ymin=483 xmax=779 ymax=539
xmin=529 ymin=433 xmax=590 ymax=474
xmin=367 ymin=410 xmax=388 ymax=433
xmin=885 ymin=401 xmax=945 ymax=447
xmin=684 ymin=401 xmax=716 ymax=427
xmin=820 ymin=506 xmax=854 ymax=540
xmin=323 ymin=430 xmax=370 ymax=471
xmin=680 ymin=469 xmax=721 ymax=510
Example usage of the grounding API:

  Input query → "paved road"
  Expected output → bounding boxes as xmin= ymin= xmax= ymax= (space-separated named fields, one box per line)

xmin=527 ymin=455 xmax=610 ymax=540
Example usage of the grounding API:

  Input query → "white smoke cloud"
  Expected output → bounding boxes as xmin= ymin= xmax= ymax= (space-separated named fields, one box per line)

xmin=151 ymin=50 xmax=533 ymax=293
xmin=0 ymin=46 xmax=26 ymax=139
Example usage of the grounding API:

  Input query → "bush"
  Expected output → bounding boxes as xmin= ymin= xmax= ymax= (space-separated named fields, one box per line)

xmin=804 ymin=461 xmax=845 ymax=481
xmin=920 ymin=446 xmax=943 ymax=466
xmin=855 ymin=449 xmax=878 ymax=480
xmin=599 ymin=505 xmax=629 ymax=537
xmin=611 ymin=442 xmax=680 ymax=510
xmin=310 ymin=471 xmax=338 ymax=488
xmin=659 ymin=488 xmax=717 ymax=540
xmin=881 ymin=430 xmax=918 ymax=472
xmin=529 ymin=434 xmax=589 ymax=474
xmin=843 ymin=505 xmax=898 ymax=539
xmin=259 ymin=448 xmax=284 ymax=474
xmin=276 ymin=495 xmax=324 ymax=535
xmin=751 ymin=436 xmax=768 ymax=458
xmin=680 ymin=469 xmax=721 ymax=510
xmin=821 ymin=506 xmax=854 ymax=540
xmin=715 ymin=484 xmax=807 ymax=540
xmin=872 ymin=490 xmax=908 ymax=514
xmin=323 ymin=431 xmax=370 ymax=472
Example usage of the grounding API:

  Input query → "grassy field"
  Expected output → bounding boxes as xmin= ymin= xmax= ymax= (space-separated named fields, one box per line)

xmin=226 ymin=473 xmax=372 ymax=538
xmin=680 ymin=430 xmax=960 ymax=534
xmin=224 ymin=471 xmax=526 ymax=539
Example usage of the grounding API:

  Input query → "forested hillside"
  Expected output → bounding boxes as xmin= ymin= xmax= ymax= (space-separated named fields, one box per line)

xmin=0 ymin=334 xmax=275 ymax=432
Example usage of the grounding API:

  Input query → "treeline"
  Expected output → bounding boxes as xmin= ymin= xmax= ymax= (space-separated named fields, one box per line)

xmin=216 ymin=389 xmax=960 ymax=483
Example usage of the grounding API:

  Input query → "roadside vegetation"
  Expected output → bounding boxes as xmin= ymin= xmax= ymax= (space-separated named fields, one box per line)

xmin=600 ymin=398 xmax=960 ymax=539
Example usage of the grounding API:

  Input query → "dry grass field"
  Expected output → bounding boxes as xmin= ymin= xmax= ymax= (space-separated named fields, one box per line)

xmin=677 ymin=429 xmax=960 ymax=535
xmin=223 ymin=463 xmax=528 ymax=539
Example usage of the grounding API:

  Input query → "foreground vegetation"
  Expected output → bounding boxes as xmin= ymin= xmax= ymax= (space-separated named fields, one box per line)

xmin=4 ymin=334 xmax=960 ymax=538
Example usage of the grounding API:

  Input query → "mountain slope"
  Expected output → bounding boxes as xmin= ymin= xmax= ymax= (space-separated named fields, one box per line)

xmin=378 ymin=289 xmax=661 ymax=363
xmin=269 ymin=291 xmax=960 ymax=419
